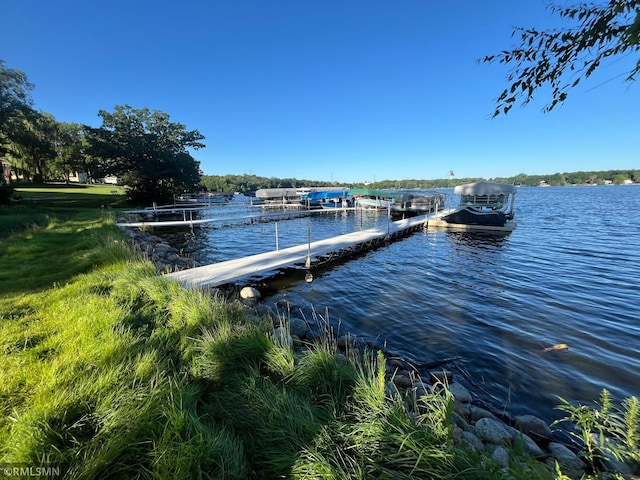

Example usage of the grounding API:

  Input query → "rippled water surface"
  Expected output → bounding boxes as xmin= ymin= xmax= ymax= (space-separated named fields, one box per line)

xmin=161 ymin=186 xmax=640 ymax=421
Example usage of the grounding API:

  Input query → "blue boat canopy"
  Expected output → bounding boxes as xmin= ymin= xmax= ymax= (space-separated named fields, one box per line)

xmin=305 ymin=190 xmax=349 ymax=200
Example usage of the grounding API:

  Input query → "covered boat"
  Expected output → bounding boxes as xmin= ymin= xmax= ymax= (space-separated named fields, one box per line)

xmin=390 ymin=190 xmax=445 ymax=215
xmin=302 ymin=189 xmax=351 ymax=208
xmin=255 ymin=188 xmax=302 ymax=205
xmin=436 ymin=181 xmax=516 ymax=231
xmin=350 ymin=188 xmax=400 ymax=209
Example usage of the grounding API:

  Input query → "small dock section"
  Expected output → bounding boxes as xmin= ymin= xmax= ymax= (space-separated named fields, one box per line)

xmin=166 ymin=214 xmax=436 ymax=288
xmin=117 ymin=205 xmax=357 ymax=228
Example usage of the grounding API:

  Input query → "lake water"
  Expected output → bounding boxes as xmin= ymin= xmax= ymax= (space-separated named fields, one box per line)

xmin=160 ymin=186 xmax=640 ymax=422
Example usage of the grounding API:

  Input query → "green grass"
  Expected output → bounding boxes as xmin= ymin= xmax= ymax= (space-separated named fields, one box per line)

xmin=0 ymin=217 xmax=132 ymax=295
xmin=0 ymin=183 xmax=129 ymax=240
xmin=15 ymin=183 xmax=126 ymax=208
xmin=1 ymin=186 xmax=603 ymax=479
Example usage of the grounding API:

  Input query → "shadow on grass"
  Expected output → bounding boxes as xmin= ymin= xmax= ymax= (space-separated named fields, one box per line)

xmin=0 ymin=218 xmax=130 ymax=295
xmin=1 ymin=186 xmax=132 ymax=241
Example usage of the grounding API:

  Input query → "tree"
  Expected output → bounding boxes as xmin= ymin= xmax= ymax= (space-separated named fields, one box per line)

xmin=482 ymin=1 xmax=640 ymax=115
xmin=0 ymin=60 xmax=34 ymax=134
xmin=1 ymin=59 xmax=35 ymax=180
xmin=85 ymin=105 xmax=204 ymax=204
xmin=52 ymin=122 xmax=91 ymax=183
xmin=612 ymin=173 xmax=628 ymax=183
xmin=6 ymin=111 xmax=57 ymax=182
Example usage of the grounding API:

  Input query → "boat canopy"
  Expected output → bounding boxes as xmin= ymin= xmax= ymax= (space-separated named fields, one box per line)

xmin=257 ymin=187 xmax=349 ymax=199
xmin=453 ymin=182 xmax=515 ymax=196
xmin=255 ymin=188 xmax=300 ymax=199
xmin=305 ymin=190 xmax=349 ymax=200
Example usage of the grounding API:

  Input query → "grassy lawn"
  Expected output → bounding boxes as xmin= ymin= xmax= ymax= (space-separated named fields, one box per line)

xmin=15 ymin=182 xmax=127 ymax=206
xmin=0 ymin=183 xmax=129 ymax=240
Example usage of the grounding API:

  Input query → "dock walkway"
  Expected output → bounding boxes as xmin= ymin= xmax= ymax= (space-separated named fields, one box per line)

xmin=166 ymin=213 xmax=437 ymax=288
xmin=117 ymin=206 xmax=357 ymax=228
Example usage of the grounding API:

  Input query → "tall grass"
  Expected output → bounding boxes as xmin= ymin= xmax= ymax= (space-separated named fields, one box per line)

xmin=554 ymin=390 xmax=639 ymax=476
xmin=0 ymin=246 xmax=250 ymax=477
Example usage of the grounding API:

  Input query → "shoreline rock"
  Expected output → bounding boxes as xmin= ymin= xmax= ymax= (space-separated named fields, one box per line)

xmin=120 ymin=227 xmax=198 ymax=272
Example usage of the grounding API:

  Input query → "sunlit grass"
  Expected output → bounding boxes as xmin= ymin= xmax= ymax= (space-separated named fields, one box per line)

xmin=0 ymin=184 xmax=129 ymax=240
xmin=0 ymin=217 xmax=135 ymax=294
xmin=15 ymin=183 xmax=125 ymax=199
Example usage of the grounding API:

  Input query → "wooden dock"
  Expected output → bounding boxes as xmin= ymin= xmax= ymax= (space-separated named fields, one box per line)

xmin=165 ymin=213 xmax=439 ymax=288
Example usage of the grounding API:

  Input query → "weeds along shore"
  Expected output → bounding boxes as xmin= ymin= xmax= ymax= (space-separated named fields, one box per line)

xmin=1 ymin=199 xmax=637 ymax=479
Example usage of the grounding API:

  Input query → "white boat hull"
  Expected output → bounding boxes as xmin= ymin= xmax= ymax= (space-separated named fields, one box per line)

xmin=356 ymin=198 xmax=393 ymax=209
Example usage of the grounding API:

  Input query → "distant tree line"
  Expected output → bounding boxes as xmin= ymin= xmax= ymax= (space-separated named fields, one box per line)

xmin=200 ymin=174 xmax=337 ymax=195
xmin=491 ymin=170 xmax=639 ymax=187
xmin=201 ymin=170 xmax=638 ymax=195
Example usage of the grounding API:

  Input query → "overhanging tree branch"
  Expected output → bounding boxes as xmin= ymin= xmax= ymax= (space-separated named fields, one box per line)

xmin=482 ymin=0 xmax=640 ymax=116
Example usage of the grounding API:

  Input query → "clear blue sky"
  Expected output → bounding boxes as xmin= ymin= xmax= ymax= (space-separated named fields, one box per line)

xmin=2 ymin=0 xmax=638 ymax=183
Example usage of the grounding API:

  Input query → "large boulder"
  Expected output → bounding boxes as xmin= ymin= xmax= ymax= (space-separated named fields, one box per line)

xmin=289 ymin=317 xmax=309 ymax=338
xmin=515 ymin=414 xmax=554 ymax=444
xmin=548 ymin=442 xmax=586 ymax=472
xmin=475 ymin=417 xmax=514 ymax=446
xmin=449 ymin=383 xmax=472 ymax=404
xmin=240 ymin=286 xmax=261 ymax=301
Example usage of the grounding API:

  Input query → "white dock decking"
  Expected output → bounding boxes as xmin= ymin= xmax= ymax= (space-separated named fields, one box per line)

xmin=116 ymin=206 xmax=356 ymax=228
xmin=165 ymin=213 xmax=436 ymax=288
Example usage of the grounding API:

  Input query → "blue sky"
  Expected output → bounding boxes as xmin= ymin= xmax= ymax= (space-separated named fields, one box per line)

xmin=2 ymin=0 xmax=638 ymax=183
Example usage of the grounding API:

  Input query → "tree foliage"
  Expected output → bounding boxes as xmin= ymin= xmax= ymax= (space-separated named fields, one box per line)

xmin=85 ymin=105 xmax=204 ymax=204
xmin=202 ymin=170 xmax=638 ymax=194
xmin=483 ymin=1 xmax=640 ymax=115
xmin=7 ymin=111 xmax=57 ymax=182
xmin=200 ymin=174 xmax=337 ymax=195
xmin=52 ymin=122 xmax=91 ymax=183
xmin=0 ymin=60 xmax=35 ymax=158
xmin=0 ymin=60 xmax=33 ymax=127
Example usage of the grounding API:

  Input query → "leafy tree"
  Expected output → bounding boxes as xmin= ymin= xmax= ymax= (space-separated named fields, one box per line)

xmin=51 ymin=122 xmax=95 ymax=183
xmin=1 ymin=59 xmax=35 ymax=182
xmin=6 ymin=111 xmax=57 ymax=182
xmin=482 ymin=1 xmax=640 ymax=115
xmin=612 ymin=173 xmax=629 ymax=184
xmin=0 ymin=59 xmax=34 ymax=142
xmin=85 ymin=105 xmax=204 ymax=204
xmin=563 ymin=170 xmax=584 ymax=185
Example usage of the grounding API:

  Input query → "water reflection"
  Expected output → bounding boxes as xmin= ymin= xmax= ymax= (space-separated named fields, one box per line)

xmin=447 ymin=231 xmax=511 ymax=247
